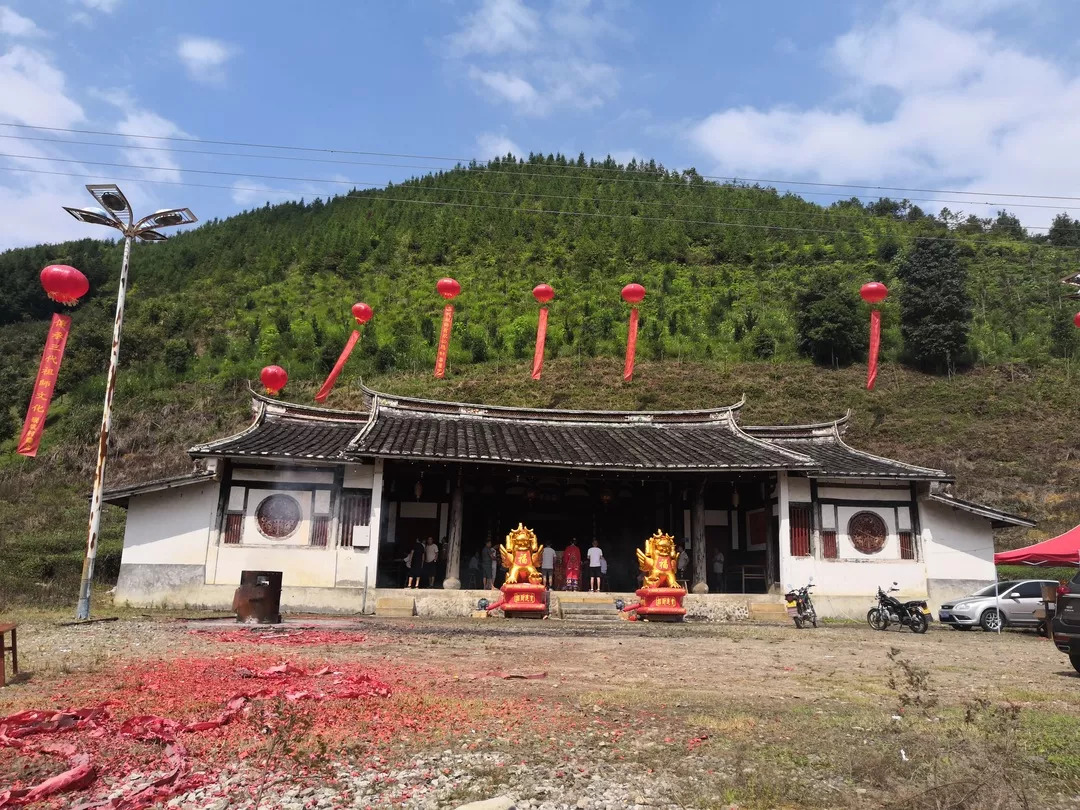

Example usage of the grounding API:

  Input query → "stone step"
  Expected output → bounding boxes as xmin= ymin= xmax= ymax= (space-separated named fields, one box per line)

xmin=375 ymin=596 xmax=416 ymax=618
xmin=557 ymin=599 xmax=620 ymax=621
xmin=748 ymin=602 xmax=790 ymax=622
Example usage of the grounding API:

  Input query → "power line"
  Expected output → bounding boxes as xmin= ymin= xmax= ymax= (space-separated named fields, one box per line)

xmin=0 ymin=151 xmax=1063 ymax=230
xmin=2 ymin=164 xmax=1073 ymax=252
xmin=3 ymin=120 xmax=1080 ymax=205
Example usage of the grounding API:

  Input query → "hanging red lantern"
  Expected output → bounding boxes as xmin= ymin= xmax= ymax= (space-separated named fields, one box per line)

xmin=1073 ymin=312 xmax=1080 ymax=328
xmin=436 ymin=277 xmax=461 ymax=300
xmin=621 ymin=283 xmax=646 ymax=381
xmin=531 ymin=284 xmax=554 ymax=380
xmin=860 ymin=281 xmax=888 ymax=305
xmin=621 ymin=283 xmax=646 ymax=304
xmin=434 ymin=278 xmax=461 ymax=378
xmin=861 ymin=281 xmax=888 ymax=391
xmin=351 ymin=301 xmax=373 ymax=325
xmin=260 ymin=365 xmax=288 ymax=396
xmin=40 ymin=264 xmax=89 ymax=305
xmin=315 ymin=302 xmax=374 ymax=403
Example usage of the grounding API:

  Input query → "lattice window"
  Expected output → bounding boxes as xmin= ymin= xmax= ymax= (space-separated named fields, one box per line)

xmin=899 ymin=531 xmax=915 ymax=560
xmin=223 ymin=513 xmax=243 ymax=545
xmin=338 ymin=489 xmax=372 ymax=548
xmin=311 ymin=516 xmax=330 ymax=548
xmin=789 ymin=503 xmax=811 ymax=557
xmin=849 ymin=511 xmax=887 ymax=555
xmin=822 ymin=531 xmax=838 ymax=559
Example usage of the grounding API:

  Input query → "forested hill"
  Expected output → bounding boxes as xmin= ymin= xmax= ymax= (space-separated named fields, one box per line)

xmin=2 ymin=153 xmax=1080 ymax=595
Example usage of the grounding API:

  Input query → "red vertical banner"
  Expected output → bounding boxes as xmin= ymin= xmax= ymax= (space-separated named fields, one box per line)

xmin=866 ymin=309 xmax=881 ymax=391
xmin=623 ymin=307 xmax=639 ymax=382
xmin=434 ymin=303 xmax=454 ymax=379
xmin=17 ymin=313 xmax=72 ymax=457
xmin=531 ymin=307 xmax=549 ymax=380
xmin=315 ymin=330 xmax=360 ymax=403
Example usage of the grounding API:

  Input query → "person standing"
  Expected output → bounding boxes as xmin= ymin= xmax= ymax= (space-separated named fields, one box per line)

xmin=676 ymin=543 xmax=689 ymax=586
xmin=599 ymin=554 xmax=608 ymax=591
xmin=406 ymin=537 xmax=425 ymax=589
xmin=587 ymin=540 xmax=604 ymax=593
xmin=483 ymin=540 xmax=497 ymax=589
xmin=466 ymin=550 xmax=481 ymax=589
xmin=424 ymin=536 xmax=439 ymax=588
xmin=563 ymin=538 xmax=581 ymax=591
xmin=712 ymin=548 xmax=726 ymax=592
xmin=541 ymin=543 xmax=556 ymax=588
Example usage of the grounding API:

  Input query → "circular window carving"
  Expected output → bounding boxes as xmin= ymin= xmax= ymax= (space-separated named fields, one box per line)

xmin=849 ymin=511 xmax=887 ymax=555
xmin=255 ymin=494 xmax=301 ymax=539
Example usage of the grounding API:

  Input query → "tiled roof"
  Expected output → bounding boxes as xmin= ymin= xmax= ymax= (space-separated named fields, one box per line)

xmin=744 ymin=415 xmax=950 ymax=481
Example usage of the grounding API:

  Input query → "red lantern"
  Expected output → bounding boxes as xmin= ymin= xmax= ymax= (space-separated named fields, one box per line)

xmin=351 ymin=302 xmax=373 ymax=325
xmin=621 ymin=283 xmax=646 ymax=304
xmin=1074 ymin=312 xmax=1080 ymax=329
xmin=860 ymin=281 xmax=888 ymax=305
xmin=436 ymin=277 xmax=461 ymax=300
xmin=533 ymin=284 xmax=555 ymax=304
xmin=40 ymin=265 xmax=89 ymax=305
xmin=260 ymin=365 xmax=288 ymax=396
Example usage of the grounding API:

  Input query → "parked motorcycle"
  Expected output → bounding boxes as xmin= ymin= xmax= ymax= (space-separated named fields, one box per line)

xmin=785 ymin=581 xmax=817 ymax=629
xmin=867 ymin=583 xmax=930 ymax=634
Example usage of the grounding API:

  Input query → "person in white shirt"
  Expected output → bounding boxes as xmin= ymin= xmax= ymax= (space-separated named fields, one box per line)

xmin=540 ymin=544 xmax=556 ymax=588
xmin=424 ymin=537 xmax=439 ymax=588
xmin=586 ymin=540 xmax=604 ymax=592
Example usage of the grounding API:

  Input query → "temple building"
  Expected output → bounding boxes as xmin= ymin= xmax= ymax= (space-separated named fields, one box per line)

xmin=106 ymin=387 xmax=1033 ymax=618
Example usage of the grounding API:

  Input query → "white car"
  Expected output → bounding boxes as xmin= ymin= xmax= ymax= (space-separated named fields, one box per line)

xmin=938 ymin=580 xmax=1056 ymax=632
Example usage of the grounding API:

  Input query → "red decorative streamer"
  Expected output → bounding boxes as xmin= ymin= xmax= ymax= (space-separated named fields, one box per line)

xmin=531 ymin=307 xmax=549 ymax=380
xmin=624 ymin=307 xmax=639 ymax=382
xmin=867 ymin=309 xmax=882 ymax=391
xmin=434 ymin=304 xmax=454 ymax=379
xmin=315 ymin=330 xmax=360 ymax=403
xmin=17 ymin=313 xmax=71 ymax=458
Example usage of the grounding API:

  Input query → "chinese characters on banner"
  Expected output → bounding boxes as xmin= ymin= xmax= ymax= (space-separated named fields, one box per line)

xmin=17 ymin=313 xmax=72 ymax=457
xmin=434 ymin=303 xmax=454 ymax=379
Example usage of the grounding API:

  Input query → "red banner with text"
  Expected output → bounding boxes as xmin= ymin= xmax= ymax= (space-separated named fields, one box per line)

xmin=434 ymin=304 xmax=454 ymax=379
xmin=17 ymin=313 xmax=71 ymax=457
xmin=531 ymin=307 xmax=549 ymax=380
xmin=866 ymin=309 xmax=881 ymax=391
xmin=314 ymin=329 xmax=360 ymax=403
xmin=623 ymin=307 xmax=640 ymax=382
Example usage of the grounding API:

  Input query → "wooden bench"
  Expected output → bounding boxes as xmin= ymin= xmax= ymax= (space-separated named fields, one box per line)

xmin=0 ymin=623 xmax=17 ymax=687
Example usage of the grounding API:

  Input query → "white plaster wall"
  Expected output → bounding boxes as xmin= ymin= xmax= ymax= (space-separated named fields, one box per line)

xmin=818 ymin=484 xmax=910 ymax=500
xmin=214 ymin=545 xmax=336 ymax=587
xmin=783 ymin=555 xmax=927 ymax=598
xmin=232 ymin=467 xmax=334 ymax=485
xmin=120 ymin=482 xmax=218 ymax=565
xmin=921 ymin=499 xmax=996 ymax=582
xmin=788 ymin=476 xmax=811 ymax=501
xmin=336 ymin=459 xmax=383 ymax=587
xmin=836 ymin=505 xmax=910 ymax=560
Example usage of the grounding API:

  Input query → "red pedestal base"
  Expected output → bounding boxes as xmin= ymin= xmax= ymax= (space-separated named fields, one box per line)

xmin=500 ymin=582 xmax=548 ymax=618
xmin=634 ymin=586 xmax=686 ymax=621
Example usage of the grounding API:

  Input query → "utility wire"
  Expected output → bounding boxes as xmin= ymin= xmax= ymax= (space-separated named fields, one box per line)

xmin=0 ymin=152 xmax=1062 ymax=230
xmin=3 ymin=164 xmax=1074 ymax=252
xmin=3 ymin=120 xmax=1080 ymax=204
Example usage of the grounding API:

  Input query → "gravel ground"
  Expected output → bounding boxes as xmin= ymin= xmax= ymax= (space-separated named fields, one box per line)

xmin=1 ymin=613 xmax=1078 ymax=809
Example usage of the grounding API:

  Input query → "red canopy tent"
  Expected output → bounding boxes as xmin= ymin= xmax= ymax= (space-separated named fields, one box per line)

xmin=994 ymin=524 xmax=1080 ymax=567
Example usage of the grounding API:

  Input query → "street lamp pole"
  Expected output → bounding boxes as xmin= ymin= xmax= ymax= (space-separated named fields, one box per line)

xmin=65 ymin=184 xmax=197 ymax=620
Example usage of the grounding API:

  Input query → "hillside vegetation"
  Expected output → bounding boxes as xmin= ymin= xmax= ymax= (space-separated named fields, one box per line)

xmin=1 ymin=154 xmax=1079 ymax=603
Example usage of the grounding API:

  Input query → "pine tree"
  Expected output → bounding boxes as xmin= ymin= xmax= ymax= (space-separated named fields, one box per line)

xmin=895 ymin=238 xmax=972 ymax=373
xmin=794 ymin=269 xmax=865 ymax=367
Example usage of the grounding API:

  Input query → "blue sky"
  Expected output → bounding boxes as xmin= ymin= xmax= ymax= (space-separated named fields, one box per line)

xmin=1 ymin=0 xmax=1078 ymax=248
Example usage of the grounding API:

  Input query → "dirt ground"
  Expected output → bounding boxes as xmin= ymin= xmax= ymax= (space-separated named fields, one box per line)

xmin=0 ymin=614 xmax=1078 ymax=809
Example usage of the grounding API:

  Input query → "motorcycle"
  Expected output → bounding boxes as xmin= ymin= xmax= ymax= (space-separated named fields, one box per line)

xmin=785 ymin=581 xmax=817 ymax=629
xmin=867 ymin=582 xmax=930 ymax=634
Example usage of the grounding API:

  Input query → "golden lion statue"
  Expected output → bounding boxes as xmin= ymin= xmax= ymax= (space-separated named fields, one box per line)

xmin=500 ymin=523 xmax=544 ymax=586
xmin=636 ymin=530 xmax=680 ymax=589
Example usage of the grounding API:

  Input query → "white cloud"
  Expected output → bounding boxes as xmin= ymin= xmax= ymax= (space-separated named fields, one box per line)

xmin=94 ymin=88 xmax=190 ymax=183
xmin=176 ymin=35 xmax=235 ymax=84
xmin=0 ymin=45 xmax=83 ymax=127
xmin=0 ymin=6 xmax=42 ymax=37
xmin=686 ymin=3 xmax=1080 ymax=224
xmin=447 ymin=0 xmax=624 ymax=117
xmin=448 ymin=0 xmax=540 ymax=56
xmin=475 ymin=131 xmax=522 ymax=159
xmin=75 ymin=0 xmax=121 ymax=12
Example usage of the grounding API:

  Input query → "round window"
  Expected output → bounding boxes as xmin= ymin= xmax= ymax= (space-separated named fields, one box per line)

xmin=849 ymin=511 xmax=887 ymax=555
xmin=255 ymin=494 xmax=301 ymax=539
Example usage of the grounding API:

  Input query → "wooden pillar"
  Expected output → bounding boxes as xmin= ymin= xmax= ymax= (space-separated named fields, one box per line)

xmin=691 ymin=478 xmax=708 ymax=594
xmin=443 ymin=467 xmax=464 ymax=589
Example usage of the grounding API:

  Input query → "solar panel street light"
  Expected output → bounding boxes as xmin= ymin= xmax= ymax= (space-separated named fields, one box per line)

xmin=64 ymin=184 xmax=197 ymax=621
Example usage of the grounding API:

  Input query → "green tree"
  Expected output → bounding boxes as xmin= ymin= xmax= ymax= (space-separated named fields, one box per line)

xmin=896 ymin=238 xmax=972 ymax=373
xmin=794 ymin=270 xmax=865 ymax=367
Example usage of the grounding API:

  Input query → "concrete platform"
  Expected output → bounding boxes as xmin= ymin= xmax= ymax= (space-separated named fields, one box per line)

xmin=375 ymin=596 xmax=416 ymax=618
